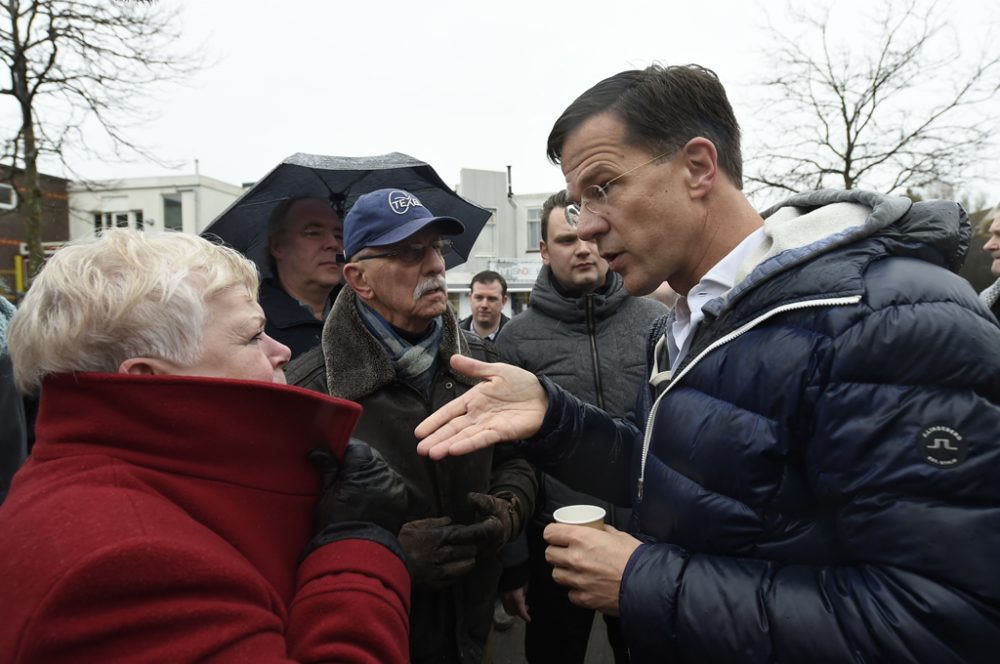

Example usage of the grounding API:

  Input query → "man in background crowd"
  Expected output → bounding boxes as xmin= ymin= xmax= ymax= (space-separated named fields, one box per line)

xmin=495 ymin=189 xmax=665 ymax=663
xmin=261 ymin=196 xmax=344 ymax=358
xmin=0 ymin=296 xmax=26 ymax=505
xmin=459 ymin=270 xmax=510 ymax=341
xmin=979 ymin=206 xmax=1000 ymax=319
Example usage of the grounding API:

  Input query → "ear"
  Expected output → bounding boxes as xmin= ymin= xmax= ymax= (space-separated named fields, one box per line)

xmin=502 ymin=294 xmax=509 ymax=305
xmin=269 ymin=236 xmax=285 ymax=261
xmin=342 ymin=263 xmax=375 ymax=301
xmin=119 ymin=357 xmax=174 ymax=376
xmin=539 ymin=240 xmax=550 ymax=265
xmin=680 ymin=137 xmax=718 ymax=200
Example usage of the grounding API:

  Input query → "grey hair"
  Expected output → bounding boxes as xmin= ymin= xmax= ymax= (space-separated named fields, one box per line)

xmin=9 ymin=229 xmax=259 ymax=393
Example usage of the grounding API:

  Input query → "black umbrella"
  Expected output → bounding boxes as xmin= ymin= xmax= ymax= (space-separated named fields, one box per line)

xmin=202 ymin=152 xmax=491 ymax=274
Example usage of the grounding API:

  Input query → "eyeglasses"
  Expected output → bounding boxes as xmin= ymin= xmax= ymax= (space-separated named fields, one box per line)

xmin=564 ymin=151 xmax=673 ymax=228
xmin=342 ymin=238 xmax=454 ymax=265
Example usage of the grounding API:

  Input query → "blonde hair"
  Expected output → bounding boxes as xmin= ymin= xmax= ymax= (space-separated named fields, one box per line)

xmin=9 ymin=229 xmax=259 ymax=392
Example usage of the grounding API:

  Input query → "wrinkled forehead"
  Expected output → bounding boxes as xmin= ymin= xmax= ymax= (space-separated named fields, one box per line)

xmin=203 ymin=285 xmax=262 ymax=322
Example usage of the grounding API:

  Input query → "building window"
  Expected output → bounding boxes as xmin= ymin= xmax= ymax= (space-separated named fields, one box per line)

xmin=93 ymin=210 xmax=145 ymax=234
xmin=163 ymin=194 xmax=183 ymax=231
xmin=0 ymin=183 xmax=16 ymax=210
xmin=473 ymin=209 xmax=496 ymax=257
xmin=526 ymin=206 xmax=542 ymax=250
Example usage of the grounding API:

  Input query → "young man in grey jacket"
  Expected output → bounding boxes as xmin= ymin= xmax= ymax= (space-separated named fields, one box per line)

xmin=495 ymin=191 xmax=665 ymax=664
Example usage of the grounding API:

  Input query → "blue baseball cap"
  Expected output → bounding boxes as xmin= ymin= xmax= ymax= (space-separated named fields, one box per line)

xmin=341 ymin=188 xmax=465 ymax=260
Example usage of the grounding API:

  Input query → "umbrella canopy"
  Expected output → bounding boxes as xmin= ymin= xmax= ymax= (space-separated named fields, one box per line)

xmin=202 ymin=152 xmax=492 ymax=273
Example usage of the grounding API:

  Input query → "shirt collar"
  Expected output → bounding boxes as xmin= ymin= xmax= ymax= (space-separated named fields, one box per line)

xmin=671 ymin=227 xmax=766 ymax=370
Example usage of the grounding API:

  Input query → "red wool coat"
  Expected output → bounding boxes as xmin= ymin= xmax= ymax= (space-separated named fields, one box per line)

xmin=0 ymin=373 xmax=410 ymax=663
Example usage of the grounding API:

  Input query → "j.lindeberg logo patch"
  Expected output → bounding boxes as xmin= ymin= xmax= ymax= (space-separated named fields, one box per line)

xmin=917 ymin=426 xmax=967 ymax=468
xmin=388 ymin=190 xmax=423 ymax=215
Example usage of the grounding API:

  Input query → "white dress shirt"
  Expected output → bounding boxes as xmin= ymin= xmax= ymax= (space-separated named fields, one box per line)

xmin=671 ymin=227 xmax=766 ymax=371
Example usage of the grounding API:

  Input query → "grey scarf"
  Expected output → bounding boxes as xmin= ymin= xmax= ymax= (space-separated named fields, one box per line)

xmin=356 ymin=300 xmax=442 ymax=397
xmin=980 ymin=277 xmax=1000 ymax=310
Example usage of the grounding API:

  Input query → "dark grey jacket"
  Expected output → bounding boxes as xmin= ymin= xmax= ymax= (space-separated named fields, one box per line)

xmin=496 ymin=267 xmax=666 ymax=520
xmin=286 ymin=288 xmax=537 ymax=664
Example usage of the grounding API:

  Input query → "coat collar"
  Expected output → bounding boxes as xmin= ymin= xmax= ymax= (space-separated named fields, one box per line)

xmin=33 ymin=372 xmax=361 ymax=494
xmin=528 ymin=265 xmax=629 ymax=323
xmin=321 ymin=287 xmax=476 ymax=402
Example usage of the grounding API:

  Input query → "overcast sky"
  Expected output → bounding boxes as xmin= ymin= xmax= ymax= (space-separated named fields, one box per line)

xmin=18 ymin=0 xmax=1000 ymax=205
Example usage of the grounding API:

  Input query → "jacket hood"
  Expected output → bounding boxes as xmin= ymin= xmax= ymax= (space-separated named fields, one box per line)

xmin=714 ymin=189 xmax=969 ymax=315
xmin=529 ymin=265 xmax=631 ymax=323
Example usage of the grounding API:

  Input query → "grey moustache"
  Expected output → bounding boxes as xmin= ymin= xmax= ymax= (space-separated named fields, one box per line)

xmin=413 ymin=276 xmax=447 ymax=300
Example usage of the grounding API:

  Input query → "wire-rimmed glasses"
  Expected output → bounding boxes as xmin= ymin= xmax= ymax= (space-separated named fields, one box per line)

xmin=564 ymin=151 xmax=673 ymax=228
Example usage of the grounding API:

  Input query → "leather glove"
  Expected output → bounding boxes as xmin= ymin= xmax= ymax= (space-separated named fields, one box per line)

xmin=398 ymin=516 xmax=482 ymax=589
xmin=302 ymin=439 xmax=408 ymax=560
xmin=465 ymin=491 xmax=522 ymax=552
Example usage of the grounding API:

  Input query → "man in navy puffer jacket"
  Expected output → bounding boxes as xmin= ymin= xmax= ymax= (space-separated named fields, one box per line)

xmin=416 ymin=63 xmax=1000 ymax=663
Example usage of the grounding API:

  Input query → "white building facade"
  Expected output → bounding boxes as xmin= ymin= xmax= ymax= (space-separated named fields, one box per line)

xmin=67 ymin=175 xmax=244 ymax=240
xmin=449 ymin=168 xmax=552 ymax=319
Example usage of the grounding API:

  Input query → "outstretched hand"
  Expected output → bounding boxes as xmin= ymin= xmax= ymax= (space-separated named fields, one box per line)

xmin=415 ymin=355 xmax=548 ymax=460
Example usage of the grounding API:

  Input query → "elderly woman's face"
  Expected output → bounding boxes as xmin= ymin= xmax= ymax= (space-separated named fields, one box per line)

xmin=184 ymin=288 xmax=291 ymax=384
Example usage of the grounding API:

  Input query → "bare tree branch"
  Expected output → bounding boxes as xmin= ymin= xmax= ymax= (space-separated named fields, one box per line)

xmin=0 ymin=0 xmax=201 ymax=279
xmin=746 ymin=0 xmax=1000 ymax=200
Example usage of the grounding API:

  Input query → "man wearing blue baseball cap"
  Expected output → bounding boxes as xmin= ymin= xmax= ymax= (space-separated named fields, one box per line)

xmin=286 ymin=188 xmax=537 ymax=664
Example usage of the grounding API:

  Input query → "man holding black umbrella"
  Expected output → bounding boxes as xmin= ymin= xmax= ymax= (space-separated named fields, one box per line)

xmin=286 ymin=188 xmax=537 ymax=664
xmin=260 ymin=197 xmax=344 ymax=359
xmin=203 ymin=153 xmax=494 ymax=359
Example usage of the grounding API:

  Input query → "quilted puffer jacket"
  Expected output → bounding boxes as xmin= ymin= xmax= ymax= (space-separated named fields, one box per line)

xmin=527 ymin=189 xmax=1000 ymax=663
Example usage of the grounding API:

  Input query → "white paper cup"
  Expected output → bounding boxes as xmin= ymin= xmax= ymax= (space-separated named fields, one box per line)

xmin=553 ymin=505 xmax=606 ymax=529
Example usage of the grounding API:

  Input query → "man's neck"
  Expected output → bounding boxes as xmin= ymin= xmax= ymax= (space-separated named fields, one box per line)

xmin=473 ymin=319 xmax=500 ymax=338
xmin=278 ymin=275 xmax=334 ymax=320
xmin=674 ymin=193 xmax=764 ymax=296
xmin=549 ymin=270 xmax=605 ymax=299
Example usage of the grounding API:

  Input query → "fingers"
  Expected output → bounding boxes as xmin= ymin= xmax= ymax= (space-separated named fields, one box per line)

xmin=415 ymin=390 xmax=474 ymax=442
xmin=402 ymin=516 xmax=453 ymax=530
xmin=542 ymin=522 xmax=595 ymax=547
xmin=437 ymin=543 xmax=478 ymax=563
xmin=339 ymin=439 xmax=373 ymax=470
xmin=417 ymin=426 xmax=503 ymax=460
xmin=509 ymin=589 xmax=531 ymax=622
xmin=448 ymin=354 xmax=495 ymax=379
xmin=466 ymin=491 xmax=496 ymax=515
xmin=436 ymin=556 xmax=477 ymax=580
xmin=446 ymin=518 xmax=502 ymax=545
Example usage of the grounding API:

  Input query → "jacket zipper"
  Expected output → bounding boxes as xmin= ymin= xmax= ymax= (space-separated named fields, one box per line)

xmin=636 ymin=294 xmax=863 ymax=501
xmin=585 ymin=294 xmax=606 ymax=410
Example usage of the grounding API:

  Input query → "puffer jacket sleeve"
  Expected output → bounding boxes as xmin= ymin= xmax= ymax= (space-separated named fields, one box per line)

xmin=619 ymin=264 xmax=1000 ymax=663
xmin=519 ymin=377 xmax=640 ymax=507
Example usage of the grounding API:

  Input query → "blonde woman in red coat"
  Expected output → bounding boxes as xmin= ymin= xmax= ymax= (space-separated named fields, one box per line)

xmin=0 ymin=229 xmax=410 ymax=663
